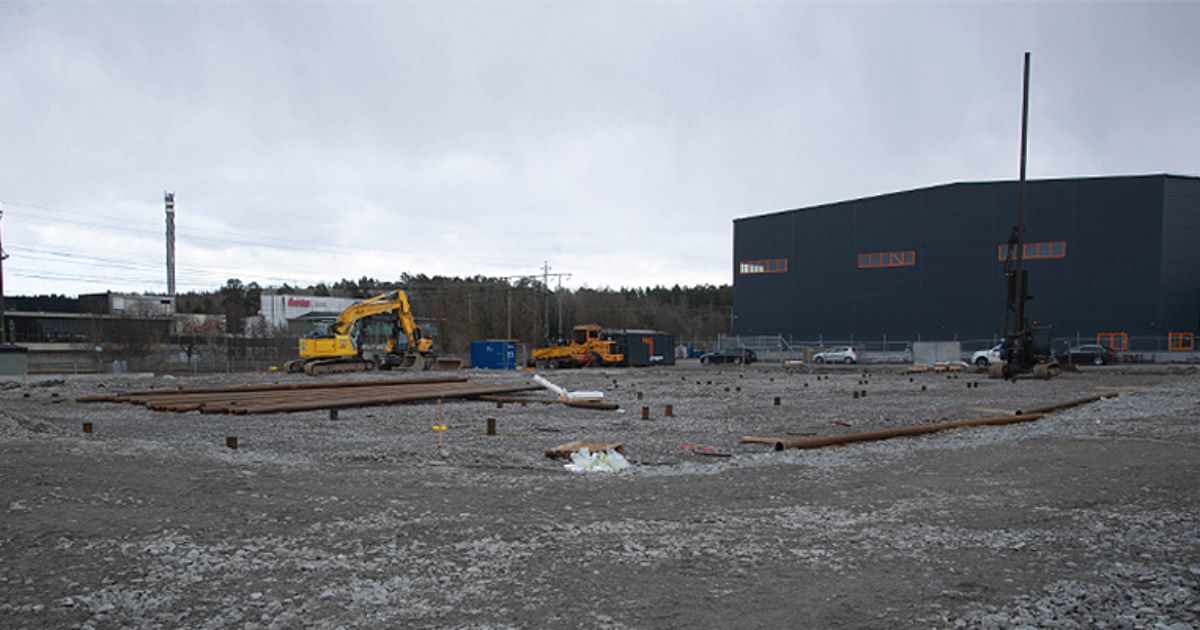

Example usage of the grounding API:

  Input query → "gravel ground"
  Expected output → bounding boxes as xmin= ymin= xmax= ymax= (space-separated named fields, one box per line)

xmin=1 ymin=362 xmax=1197 ymax=628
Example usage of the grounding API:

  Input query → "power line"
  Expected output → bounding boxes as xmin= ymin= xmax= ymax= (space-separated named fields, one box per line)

xmin=0 ymin=199 xmax=540 ymax=269
xmin=8 ymin=245 xmax=324 ymax=285
xmin=6 ymin=269 xmax=215 ymax=289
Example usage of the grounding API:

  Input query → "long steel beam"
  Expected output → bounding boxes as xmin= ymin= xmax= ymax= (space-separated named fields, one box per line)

xmin=743 ymin=392 xmax=1118 ymax=452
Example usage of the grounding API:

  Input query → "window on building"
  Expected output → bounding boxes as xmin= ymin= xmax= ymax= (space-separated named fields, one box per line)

xmin=739 ymin=258 xmax=788 ymax=275
xmin=997 ymin=240 xmax=1067 ymax=261
xmin=857 ymin=250 xmax=916 ymax=269
xmin=1169 ymin=332 xmax=1195 ymax=351
xmin=1096 ymin=332 xmax=1128 ymax=352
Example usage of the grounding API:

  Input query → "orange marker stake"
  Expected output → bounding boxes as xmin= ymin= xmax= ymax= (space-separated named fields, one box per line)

xmin=432 ymin=398 xmax=447 ymax=446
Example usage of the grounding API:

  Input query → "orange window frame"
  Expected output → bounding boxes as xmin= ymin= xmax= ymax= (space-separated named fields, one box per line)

xmin=1168 ymin=332 xmax=1194 ymax=351
xmin=739 ymin=258 xmax=788 ymax=275
xmin=857 ymin=250 xmax=916 ymax=269
xmin=997 ymin=240 xmax=1067 ymax=261
xmin=1096 ymin=332 xmax=1128 ymax=352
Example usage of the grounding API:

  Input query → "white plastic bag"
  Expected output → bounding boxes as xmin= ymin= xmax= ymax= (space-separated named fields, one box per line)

xmin=563 ymin=447 xmax=630 ymax=473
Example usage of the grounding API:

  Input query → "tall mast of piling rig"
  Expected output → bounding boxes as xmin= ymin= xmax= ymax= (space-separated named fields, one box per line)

xmin=1003 ymin=52 xmax=1032 ymax=379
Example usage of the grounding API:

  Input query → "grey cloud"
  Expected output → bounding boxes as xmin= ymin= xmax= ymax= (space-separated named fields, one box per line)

xmin=1 ymin=1 xmax=1196 ymax=295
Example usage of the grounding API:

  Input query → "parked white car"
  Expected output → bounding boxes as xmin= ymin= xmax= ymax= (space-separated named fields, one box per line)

xmin=972 ymin=344 xmax=1004 ymax=366
xmin=812 ymin=346 xmax=859 ymax=364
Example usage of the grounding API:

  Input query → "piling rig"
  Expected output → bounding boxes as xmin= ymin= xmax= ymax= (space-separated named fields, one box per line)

xmin=997 ymin=52 xmax=1058 ymax=380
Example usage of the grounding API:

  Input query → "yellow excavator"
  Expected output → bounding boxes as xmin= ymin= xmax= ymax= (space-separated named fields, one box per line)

xmin=531 ymin=324 xmax=624 ymax=369
xmin=283 ymin=291 xmax=462 ymax=376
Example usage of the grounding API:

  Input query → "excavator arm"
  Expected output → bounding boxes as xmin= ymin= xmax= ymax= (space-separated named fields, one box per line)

xmin=325 ymin=291 xmax=429 ymax=353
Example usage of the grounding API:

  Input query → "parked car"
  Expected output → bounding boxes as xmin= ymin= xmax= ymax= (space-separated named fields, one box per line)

xmin=972 ymin=343 xmax=1005 ymax=367
xmin=1057 ymin=344 xmax=1119 ymax=366
xmin=812 ymin=346 xmax=859 ymax=364
xmin=699 ymin=348 xmax=757 ymax=365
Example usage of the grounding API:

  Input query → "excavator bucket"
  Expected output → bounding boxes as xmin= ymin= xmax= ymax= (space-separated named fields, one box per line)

xmin=428 ymin=356 xmax=463 ymax=371
xmin=400 ymin=353 xmax=426 ymax=370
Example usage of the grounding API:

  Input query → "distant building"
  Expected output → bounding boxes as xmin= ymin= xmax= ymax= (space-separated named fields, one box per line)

xmin=6 ymin=293 xmax=177 ymax=372
xmin=733 ymin=174 xmax=1200 ymax=350
xmin=79 ymin=292 xmax=176 ymax=316
xmin=259 ymin=294 xmax=361 ymax=335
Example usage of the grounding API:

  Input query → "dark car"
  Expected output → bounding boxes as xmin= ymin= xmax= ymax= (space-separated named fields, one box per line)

xmin=1057 ymin=344 xmax=1119 ymax=366
xmin=700 ymin=348 xmax=757 ymax=365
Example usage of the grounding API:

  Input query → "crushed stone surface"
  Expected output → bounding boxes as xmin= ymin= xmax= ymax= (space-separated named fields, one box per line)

xmin=1 ymin=363 xmax=1197 ymax=628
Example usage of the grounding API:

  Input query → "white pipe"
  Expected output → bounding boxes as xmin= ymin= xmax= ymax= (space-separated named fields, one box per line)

xmin=533 ymin=374 xmax=604 ymax=402
xmin=533 ymin=374 xmax=566 ymax=398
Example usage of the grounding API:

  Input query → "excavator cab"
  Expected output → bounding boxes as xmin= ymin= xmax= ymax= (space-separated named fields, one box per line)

xmin=304 ymin=320 xmax=336 ymax=339
xmin=574 ymin=324 xmax=601 ymax=344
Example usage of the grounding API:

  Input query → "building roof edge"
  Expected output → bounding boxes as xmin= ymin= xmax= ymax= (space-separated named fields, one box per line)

xmin=734 ymin=173 xmax=1198 ymax=223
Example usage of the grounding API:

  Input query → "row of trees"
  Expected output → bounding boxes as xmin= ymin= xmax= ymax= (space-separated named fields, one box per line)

xmin=176 ymin=275 xmax=733 ymax=354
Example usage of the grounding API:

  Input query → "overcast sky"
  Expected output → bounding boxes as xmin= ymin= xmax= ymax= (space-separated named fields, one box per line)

xmin=1 ymin=1 xmax=1197 ymax=297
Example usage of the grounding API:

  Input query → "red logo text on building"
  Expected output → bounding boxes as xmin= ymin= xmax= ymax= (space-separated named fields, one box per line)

xmin=287 ymin=297 xmax=312 ymax=308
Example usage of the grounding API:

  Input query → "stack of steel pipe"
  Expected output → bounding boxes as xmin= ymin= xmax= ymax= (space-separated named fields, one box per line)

xmin=79 ymin=376 xmax=541 ymax=415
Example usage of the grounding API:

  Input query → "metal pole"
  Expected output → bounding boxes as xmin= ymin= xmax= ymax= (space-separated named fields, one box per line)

xmin=1005 ymin=52 xmax=1032 ymax=378
xmin=165 ymin=192 xmax=176 ymax=297
xmin=0 ymin=205 xmax=7 ymax=344
xmin=1015 ymin=52 xmax=1030 ymax=338
xmin=541 ymin=261 xmax=550 ymax=342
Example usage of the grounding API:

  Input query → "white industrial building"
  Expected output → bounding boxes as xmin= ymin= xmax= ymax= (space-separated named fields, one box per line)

xmin=258 ymin=294 xmax=361 ymax=335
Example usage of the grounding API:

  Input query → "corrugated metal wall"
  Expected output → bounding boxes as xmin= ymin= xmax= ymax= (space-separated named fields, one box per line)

xmin=733 ymin=174 xmax=1198 ymax=340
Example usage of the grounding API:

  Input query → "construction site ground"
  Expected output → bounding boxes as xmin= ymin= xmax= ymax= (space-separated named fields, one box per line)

xmin=2 ymin=363 xmax=1198 ymax=629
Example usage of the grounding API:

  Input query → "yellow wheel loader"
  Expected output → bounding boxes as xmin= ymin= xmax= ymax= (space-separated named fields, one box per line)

xmin=531 ymin=324 xmax=624 ymax=369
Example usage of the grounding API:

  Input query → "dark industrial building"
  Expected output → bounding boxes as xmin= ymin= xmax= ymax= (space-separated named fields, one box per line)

xmin=733 ymin=174 xmax=1200 ymax=350
xmin=603 ymin=329 xmax=676 ymax=367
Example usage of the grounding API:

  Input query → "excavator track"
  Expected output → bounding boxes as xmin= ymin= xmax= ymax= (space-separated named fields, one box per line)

xmin=302 ymin=359 xmax=377 ymax=376
xmin=283 ymin=360 xmax=308 ymax=374
xmin=380 ymin=353 xmax=463 ymax=372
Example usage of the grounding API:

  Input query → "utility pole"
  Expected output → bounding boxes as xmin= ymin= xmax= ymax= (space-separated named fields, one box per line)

xmin=165 ymin=192 xmax=176 ymax=297
xmin=495 ymin=267 xmax=571 ymax=342
xmin=506 ymin=290 xmax=512 ymax=339
xmin=541 ymin=261 xmax=550 ymax=342
xmin=555 ymin=273 xmax=571 ymax=339
xmin=0 ymin=205 xmax=7 ymax=344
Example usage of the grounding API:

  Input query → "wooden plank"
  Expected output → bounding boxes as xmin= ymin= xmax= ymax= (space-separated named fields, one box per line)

xmin=476 ymin=394 xmax=558 ymax=405
xmin=563 ymin=400 xmax=619 ymax=411
xmin=544 ymin=440 xmax=624 ymax=459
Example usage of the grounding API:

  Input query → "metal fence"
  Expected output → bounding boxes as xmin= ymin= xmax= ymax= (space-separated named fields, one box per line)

xmin=27 ymin=335 xmax=298 ymax=375
xmin=684 ymin=334 xmax=1200 ymax=365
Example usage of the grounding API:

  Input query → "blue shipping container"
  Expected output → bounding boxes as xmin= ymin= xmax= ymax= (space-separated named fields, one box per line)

xmin=470 ymin=340 xmax=517 ymax=370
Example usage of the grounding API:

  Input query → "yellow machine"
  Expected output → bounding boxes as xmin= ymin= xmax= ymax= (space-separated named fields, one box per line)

xmin=531 ymin=324 xmax=624 ymax=369
xmin=284 ymin=291 xmax=462 ymax=376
